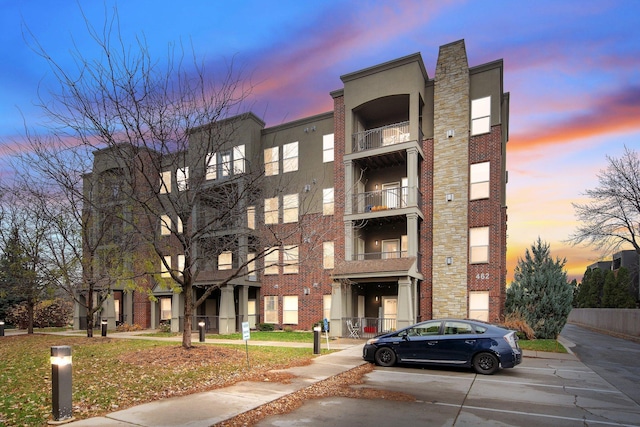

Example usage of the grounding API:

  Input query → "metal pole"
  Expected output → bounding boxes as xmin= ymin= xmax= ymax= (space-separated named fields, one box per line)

xmin=198 ymin=321 xmax=205 ymax=342
xmin=0 ymin=321 xmax=4 ymax=337
xmin=101 ymin=319 xmax=108 ymax=337
xmin=313 ymin=326 xmax=321 ymax=354
xmin=51 ymin=346 xmax=73 ymax=422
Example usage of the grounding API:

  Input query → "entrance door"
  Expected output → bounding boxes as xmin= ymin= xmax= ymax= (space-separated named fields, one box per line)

xmin=382 ymin=182 xmax=400 ymax=209
xmin=382 ymin=239 xmax=400 ymax=259
xmin=248 ymin=300 xmax=256 ymax=329
xmin=381 ymin=297 xmax=397 ymax=332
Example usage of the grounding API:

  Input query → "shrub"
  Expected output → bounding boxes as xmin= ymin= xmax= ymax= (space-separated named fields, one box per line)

xmin=158 ymin=321 xmax=171 ymax=333
xmin=6 ymin=299 xmax=72 ymax=329
xmin=283 ymin=326 xmax=294 ymax=332
xmin=501 ymin=311 xmax=536 ymax=340
xmin=115 ymin=322 xmax=144 ymax=332
xmin=257 ymin=323 xmax=275 ymax=331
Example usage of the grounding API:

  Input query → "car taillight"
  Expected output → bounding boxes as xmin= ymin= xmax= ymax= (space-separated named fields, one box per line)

xmin=504 ymin=332 xmax=519 ymax=349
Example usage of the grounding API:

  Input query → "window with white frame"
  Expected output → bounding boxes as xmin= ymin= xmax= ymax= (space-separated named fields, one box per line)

xmin=283 ymin=245 xmax=298 ymax=274
xmin=283 ymin=194 xmax=298 ymax=223
xmin=218 ymin=251 xmax=232 ymax=270
xmin=264 ymin=296 xmax=278 ymax=323
xmin=470 ymin=162 xmax=490 ymax=200
xmin=471 ymin=96 xmax=491 ymax=136
xmin=470 ymin=226 xmax=490 ymax=264
xmin=247 ymin=252 xmax=257 ymax=281
xmin=283 ymin=295 xmax=298 ymax=324
xmin=160 ymin=215 xmax=172 ymax=236
xmin=176 ymin=167 xmax=189 ymax=191
xmin=323 ymin=295 xmax=331 ymax=323
xmin=160 ymin=298 xmax=172 ymax=321
xmin=220 ymin=151 xmax=231 ymax=177
xmin=206 ymin=153 xmax=217 ymax=180
xmin=161 ymin=256 xmax=171 ymax=278
xmin=247 ymin=206 xmax=255 ymax=229
xmin=264 ymin=247 xmax=279 ymax=275
xmin=160 ymin=171 xmax=171 ymax=194
xmin=233 ymin=145 xmax=245 ymax=174
xmin=264 ymin=197 xmax=279 ymax=224
xmin=177 ymin=254 xmax=185 ymax=275
xmin=323 ymin=134 xmax=334 ymax=163
xmin=323 ymin=188 xmax=334 ymax=215
xmin=469 ymin=291 xmax=490 ymax=321
xmin=264 ymin=147 xmax=279 ymax=176
xmin=323 ymin=241 xmax=334 ymax=269
xmin=283 ymin=142 xmax=298 ymax=173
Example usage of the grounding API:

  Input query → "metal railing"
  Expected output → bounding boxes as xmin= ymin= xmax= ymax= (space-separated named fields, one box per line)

xmin=352 ymin=121 xmax=410 ymax=152
xmin=352 ymin=186 xmax=422 ymax=214
xmin=343 ymin=317 xmax=398 ymax=339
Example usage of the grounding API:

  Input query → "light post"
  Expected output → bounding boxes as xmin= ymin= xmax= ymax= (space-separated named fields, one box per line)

xmin=50 ymin=346 xmax=74 ymax=423
xmin=198 ymin=321 xmax=206 ymax=342
xmin=101 ymin=319 xmax=108 ymax=337
xmin=313 ymin=326 xmax=321 ymax=354
xmin=0 ymin=320 xmax=4 ymax=337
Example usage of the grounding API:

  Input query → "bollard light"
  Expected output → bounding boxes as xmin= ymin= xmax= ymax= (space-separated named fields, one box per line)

xmin=50 ymin=346 xmax=74 ymax=423
xmin=313 ymin=326 xmax=321 ymax=355
xmin=101 ymin=319 xmax=108 ymax=337
xmin=0 ymin=320 xmax=4 ymax=337
xmin=198 ymin=321 xmax=206 ymax=342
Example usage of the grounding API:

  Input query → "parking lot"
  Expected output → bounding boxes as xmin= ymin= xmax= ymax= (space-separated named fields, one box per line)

xmin=256 ymin=356 xmax=640 ymax=427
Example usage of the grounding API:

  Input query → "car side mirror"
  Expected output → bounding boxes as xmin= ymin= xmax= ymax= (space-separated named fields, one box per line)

xmin=401 ymin=331 xmax=409 ymax=340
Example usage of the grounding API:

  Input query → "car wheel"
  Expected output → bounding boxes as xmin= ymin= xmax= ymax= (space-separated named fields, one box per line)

xmin=473 ymin=352 xmax=499 ymax=375
xmin=374 ymin=347 xmax=397 ymax=367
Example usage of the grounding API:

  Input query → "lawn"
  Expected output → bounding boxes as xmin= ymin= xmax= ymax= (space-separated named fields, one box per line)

xmin=144 ymin=330 xmax=316 ymax=342
xmin=518 ymin=339 xmax=567 ymax=353
xmin=0 ymin=334 xmax=318 ymax=426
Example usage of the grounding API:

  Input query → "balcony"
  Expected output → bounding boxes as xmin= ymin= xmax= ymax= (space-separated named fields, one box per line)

xmin=351 ymin=120 xmax=425 ymax=153
xmin=351 ymin=186 xmax=422 ymax=215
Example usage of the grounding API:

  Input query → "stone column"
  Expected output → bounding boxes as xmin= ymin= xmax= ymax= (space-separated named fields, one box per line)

xmin=397 ymin=277 xmax=415 ymax=329
xmin=218 ymin=285 xmax=237 ymax=334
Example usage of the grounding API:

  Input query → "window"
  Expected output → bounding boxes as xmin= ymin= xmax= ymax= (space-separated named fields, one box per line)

xmin=247 ymin=206 xmax=255 ymax=230
xmin=283 ymin=194 xmax=298 ymax=223
xmin=177 ymin=255 xmax=185 ymax=274
xmin=247 ymin=252 xmax=257 ymax=281
xmin=233 ymin=145 xmax=245 ymax=174
xmin=206 ymin=153 xmax=217 ymax=180
xmin=177 ymin=216 xmax=183 ymax=234
xmin=444 ymin=320 xmax=474 ymax=335
xmin=283 ymin=245 xmax=298 ymax=274
xmin=323 ymin=241 xmax=334 ymax=269
xmin=264 ymin=296 xmax=278 ymax=323
xmin=323 ymin=295 xmax=332 ymax=323
xmin=323 ymin=134 xmax=334 ymax=163
xmin=323 ymin=188 xmax=334 ymax=215
xmin=218 ymin=251 xmax=232 ymax=270
xmin=176 ymin=167 xmax=189 ymax=191
xmin=264 ymin=247 xmax=279 ymax=275
xmin=382 ymin=239 xmax=400 ymax=259
xmin=264 ymin=147 xmax=279 ymax=176
xmin=160 ymin=298 xmax=172 ymax=321
xmin=470 ymin=162 xmax=490 ymax=200
xmin=160 ymin=215 xmax=172 ymax=236
xmin=283 ymin=296 xmax=298 ymax=324
xmin=471 ymin=96 xmax=491 ymax=136
xmin=161 ymin=256 xmax=171 ymax=278
xmin=469 ymin=291 xmax=489 ymax=322
xmin=160 ymin=171 xmax=171 ymax=194
xmin=264 ymin=197 xmax=279 ymax=224
xmin=283 ymin=142 xmax=298 ymax=173
xmin=470 ymin=227 xmax=490 ymax=264
xmin=221 ymin=151 xmax=231 ymax=177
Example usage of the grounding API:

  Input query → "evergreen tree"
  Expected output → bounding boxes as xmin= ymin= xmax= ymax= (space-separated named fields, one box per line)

xmin=604 ymin=267 xmax=636 ymax=308
xmin=602 ymin=270 xmax=616 ymax=307
xmin=574 ymin=268 xmax=592 ymax=308
xmin=505 ymin=238 xmax=574 ymax=339
xmin=586 ymin=268 xmax=605 ymax=307
xmin=0 ymin=227 xmax=33 ymax=329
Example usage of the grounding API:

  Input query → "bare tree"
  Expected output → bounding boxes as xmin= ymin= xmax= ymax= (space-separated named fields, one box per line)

xmin=17 ymin=6 xmax=330 ymax=347
xmin=570 ymin=147 xmax=640 ymax=255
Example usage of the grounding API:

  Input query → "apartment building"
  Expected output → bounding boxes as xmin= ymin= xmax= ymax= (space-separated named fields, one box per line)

xmin=77 ymin=39 xmax=509 ymax=337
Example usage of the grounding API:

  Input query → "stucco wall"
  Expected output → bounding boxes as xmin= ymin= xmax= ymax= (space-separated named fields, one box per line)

xmin=568 ymin=308 xmax=640 ymax=337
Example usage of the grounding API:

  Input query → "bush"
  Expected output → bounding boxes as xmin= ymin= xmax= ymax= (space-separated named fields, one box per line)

xmin=283 ymin=326 xmax=294 ymax=332
xmin=257 ymin=323 xmax=275 ymax=331
xmin=158 ymin=321 xmax=171 ymax=333
xmin=6 ymin=299 xmax=72 ymax=329
xmin=115 ymin=322 xmax=144 ymax=332
xmin=501 ymin=311 xmax=536 ymax=340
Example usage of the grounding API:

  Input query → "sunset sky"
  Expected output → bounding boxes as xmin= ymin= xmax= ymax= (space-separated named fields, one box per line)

xmin=1 ymin=0 xmax=639 ymax=282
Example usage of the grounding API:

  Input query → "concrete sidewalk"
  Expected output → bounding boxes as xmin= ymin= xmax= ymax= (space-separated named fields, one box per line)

xmin=64 ymin=343 xmax=366 ymax=427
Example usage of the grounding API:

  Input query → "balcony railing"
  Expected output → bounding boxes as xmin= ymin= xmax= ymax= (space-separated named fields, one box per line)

xmin=351 ymin=186 xmax=422 ymax=214
xmin=352 ymin=121 xmax=410 ymax=152
xmin=352 ymin=251 xmax=408 ymax=261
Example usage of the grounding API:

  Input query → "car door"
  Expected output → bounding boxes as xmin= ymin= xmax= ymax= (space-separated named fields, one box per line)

xmin=433 ymin=320 xmax=480 ymax=364
xmin=396 ymin=320 xmax=442 ymax=362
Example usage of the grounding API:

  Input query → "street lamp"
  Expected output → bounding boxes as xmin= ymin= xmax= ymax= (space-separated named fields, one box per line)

xmin=50 ymin=346 xmax=74 ymax=423
xmin=198 ymin=321 xmax=206 ymax=342
xmin=101 ymin=319 xmax=108 ymax=337
xmin=0 ymin=320 xmax=5 ymax=337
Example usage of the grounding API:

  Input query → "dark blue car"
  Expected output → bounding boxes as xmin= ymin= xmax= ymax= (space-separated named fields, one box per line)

xmin=362 ymin=319 xmax=522 ymax=375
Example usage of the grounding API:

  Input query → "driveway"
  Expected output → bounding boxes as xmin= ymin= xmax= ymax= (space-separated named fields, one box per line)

xmin=256 ymin=350 xmax=640 ymax=426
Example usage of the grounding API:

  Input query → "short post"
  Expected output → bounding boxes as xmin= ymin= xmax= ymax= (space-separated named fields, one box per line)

xmin=198 ymin=321 xmax=206 ymax=343
xmin=0 ymin=320 xmax=4 ymax=337
xmin=100 ymin=319 xmax=108 ymax=337
xmin=50 ymin=346 xmax=73 ymax=423
xmin=313 ymin=326 xmax=321 ymax=354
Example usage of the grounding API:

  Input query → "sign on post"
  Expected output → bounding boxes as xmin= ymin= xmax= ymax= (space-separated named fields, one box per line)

xmin=242 ymin=321 xmax=250 ymax=368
